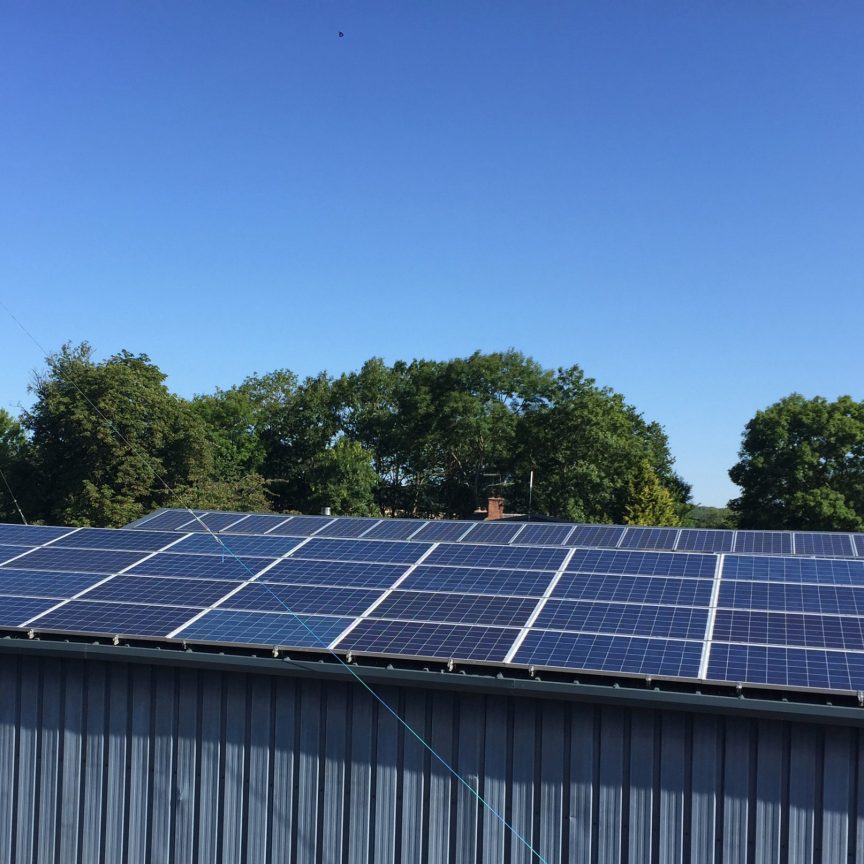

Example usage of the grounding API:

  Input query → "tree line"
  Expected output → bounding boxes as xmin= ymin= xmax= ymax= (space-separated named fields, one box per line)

xmin=0 ymin=344 xmax=861 ymax=531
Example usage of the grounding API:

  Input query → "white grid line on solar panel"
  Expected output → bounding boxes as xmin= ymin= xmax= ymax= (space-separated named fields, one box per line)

xmin=711 ymin=609 xmax=864 ymax=651
xmin=218 ymin=514 xmax=293 ymax=534
xmin=365 ymin=590 xmax=538 ymax=628
xmin=167 ymin=535 xmax=318 ymax=638
xmin=399 ymin=564 xmax=555 ymax=597
xmin=358 ymin=519 xmax=429 ymax=540
xmin=509 ymin=524 xmax=577 ymax=546
xmin=334 ymin=618 xmax=518 ymax=663
xmin=617 ymin=527 xmax=680 ymax=550
xmin=675 ymin=529 xmax=735 ymax=553
xmin=697 ymin=552 xmax=725 ymax=679
xmin=0 ymin=569 xmax=107 ymax=600
xmin=0 ymin=545 xmax=35 ymax=565
xmin=716 ymin=580 xmax=864 ymax=616
xmin=503 ymin=547 xmax=578 ymax=662
xmin=530 ymin=599 xmax=709 ymax=635
xmin=792 ymin=532 xmax=856 ymax=557
xmin=705 ymin=643 xmax=864 ymax=691
xmin=284 ymin=537 xmax=433 ymax=566
xmin=551 ymin=572 xmax=712 ymax=605
xmin=325 ymin=543 xmax=441 ymax=648
xmin=721 ymin=555 xmax=864 ymax=585
xmin=166 ymin=532 xmax=306 ymax=558
xmin=565 ymin=548 xmax=717 ymax=578
xmin=732 ymin=531 xmax=793 ymax=554
xmin=708 ymin=638 xmax=864 ymax=655
xmin=49 ymin=527 xmax=188 ymax=552
xmin=0 ymin=526 xmax=85 ymax=569
xmin=217 ymin=583 xmax=384 ymax=617
xmin=22 ymin=532 xmax=193 ymax=628
xmin=423 ymin=542 xmax=568 ymax=572
xmin=511 ymin=630 xmax=704 ymax=679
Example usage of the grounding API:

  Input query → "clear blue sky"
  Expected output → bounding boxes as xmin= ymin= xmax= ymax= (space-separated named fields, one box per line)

xmin=2 ymin=2 xmax=863 ymax=506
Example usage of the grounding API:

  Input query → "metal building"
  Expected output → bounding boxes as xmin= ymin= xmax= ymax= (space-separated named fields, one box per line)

xmin=1 ymin=636 xmax=862 ymax=864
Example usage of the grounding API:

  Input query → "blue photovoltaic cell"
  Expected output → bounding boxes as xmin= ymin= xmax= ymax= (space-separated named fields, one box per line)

xmin=707 ymin=643 xmax=864 ymax=691
xmin=401 ymin=565 xmax=553 ymax=597
xmin=533 ymin=600 xmax=709 ymax=639
xmin=463 ymin=522 xmax=524 ymax=544
xmin=180 ymin=512 xmax=252 ymax=532
xmin=567 ymin=525 xmax=626 ymax=548
xmin=177 ymin=610 xmax=351 ymax=648
xmin=410 ymin=521 xmax=475 ymax=542
xmin=567 ymin=549 xmax=716 ymax=579
xmin=220 ymin=514 xmax=292 ymax=534
xmin=793 ymin=533 xmax=855 ymax=557
xmin=267 ymin=515 xmax=336 ymax=536
xmin=291 ymin=538 xmax=430 ymax=565
xmin=0 ymin=569 xmax=100 ymax=598
xmin=618 ymin=527 xmax=679 ymax=551
xmin=30 ymin=600 xmax=195 ymax=636
xmin=0 ymin=545 xmax=33 ymax=564
xmin=514 ymin=631 xmax=703 ymax=678
xmin=552 ymin=573 xmax=713 ymax=606
xmin=53 ymin=528 xmax=182 ymax=552
xmin=0 ymin=524 xmax=74 ymax=546
xmin=133 ymin=509 xmax=206 ymax=531
xmin=261 ymin=558 xmax=408 ymax=589
xmin=512 ymin=524 xmax=575 ymax=546
xmin=712 ymin=609 xmax=864 ymax=651
xmin=2 ymin=547 xmax=148 ymax=575
xmin=316 ymin=518 xmax=382 ymax=538
xmin=82 ymin=575 xmax=234 ymax=607
xmin=722 ymin=555 xmax=864 ymax=586
xmin=424 ymin=543 xmax=567 ymax=572
xmin=169 ymin=532 xmax=305 ymax=558
xmin=0 ymin=596 xmax=59 ymax=627
xmin=338 ymin=619 xmax=516 ymax=662
xmin=220 ymin=583 xmax=382 ymax=616
xmin=734 ymin=531 xmax=792 ymax=555
xmin=360 ymin=519 xmax=427 ymax=540
xmin=854 ymin=535 xmax=864 ymax=557
xmin=721 ymin=580 xmax=864 ymax=616
xmin=371 ymin=591 xmax=537 ymax=627
xmin=676 ymin=529 xmax=734 ymax=553
xmin=126 ymin=552 xmax=275 ymax=581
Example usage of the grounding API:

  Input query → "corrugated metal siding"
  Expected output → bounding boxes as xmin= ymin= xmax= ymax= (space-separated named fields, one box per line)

xmin=0 ymin=653 xmax=862 ymax=864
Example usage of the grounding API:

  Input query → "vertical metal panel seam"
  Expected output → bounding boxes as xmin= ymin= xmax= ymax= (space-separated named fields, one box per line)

xmin=9 ymin=655 xmax=21 ymax=864
xmin=682 ymin=714 xmax=693 ymax=864
xmin=814 ymin=726 xmax=825 ymax=860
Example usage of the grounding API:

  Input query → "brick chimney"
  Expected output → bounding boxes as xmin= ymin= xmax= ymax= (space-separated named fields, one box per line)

xmin=486 ymin=496 xmax=505 ymax=521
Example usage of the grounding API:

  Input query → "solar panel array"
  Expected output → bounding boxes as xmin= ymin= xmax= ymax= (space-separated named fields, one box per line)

xmin=0 ymin=510 xmax=863 ymax=695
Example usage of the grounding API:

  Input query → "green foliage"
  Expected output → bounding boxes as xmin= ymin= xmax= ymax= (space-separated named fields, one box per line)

xmin=680 ymin=504 xmax=736 ymax=529
xmin=0 ymin=409 xmax=30 ymax=523
xmin=729 ymin=394 xmax=864 ymax=530
xmin=624 ymin=460 xmax=681 ymax=526
xmin=307 ymin=439 xmax=378 ymax=516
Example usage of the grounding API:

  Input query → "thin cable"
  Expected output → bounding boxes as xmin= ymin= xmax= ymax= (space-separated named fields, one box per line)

xmin=0 ymin=299 xmax=550 ymax=863
xmin=0 ymin=462 xmax=27 ymax=525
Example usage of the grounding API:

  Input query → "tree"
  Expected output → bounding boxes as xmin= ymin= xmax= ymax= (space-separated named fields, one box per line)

xmin=307 ymin=439 xmax=378 ymax=516
xmin=729 ymin=394 xmax=864 ymax=530
xmin=24 ymin=343 xmax=214 ymax=526
xmin=0 ymin=409 xmax=31 ymax=523
xmin=624 ymin=460 xmax=680 ymax=526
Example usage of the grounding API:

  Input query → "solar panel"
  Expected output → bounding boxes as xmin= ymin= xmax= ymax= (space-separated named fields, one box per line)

xmin=401 ymin=565 xmax=554 ymax=597
xmin=289 ymin=538 xmax=430 ymax=565
xmin=793 ymin=532 xmax=855 ymax=557
xmin=52 ymin=527 xmax=183 ymax=552
xmin=618 ymin=527 xmax=679 ymax=551
xmin=260 ymin=558 xmax=408 ymax=589
xmin=424 ymin=543 xmax=567 ymax=572
xmin=722 ymin=555 xmax=864 ymax=586
xmin=566 ymin=549 xmax=716 ymax=579
xmin=0 ymin=524 xmax=74 ymax=546
xmin=267 ymin=515 xmax=335 ymax=536
xmin=533 ymin=601 xmax=708 ymax=639
xmin=513 ymin=631 xmax=703 ymax=678
xmin=552 ymin=573 xmax=713 ymax=606
xmin=82 ymin=575 xmax=235 ymax=607
xmin=854 ymin=535 xmax=864 ymax=557
xmin=676 ymin=529 xmax=734 ymax=553
xmin=567 ymin=525 xmax=626 ymax=548
xmin=338 ymin=619 xmax=516 ymax=662
xmin=0 ymin=569 xmax=102 ymax=599
xmin=409 ymin=521 xmax=474 ymax=542
xmin=511 ymin=524 xmax=575 ymax=546
xmin=177 ymin=610 xmax=352 ymax=648
xmin=126 ymin=552 xmax=275 ymax=581
xmin=315 ymin=518 xmax=382 ymax=538
xmin=463 ymin=522 xmax=524 ymax=544
xmin=219 ymin=583 xmax=382 ymax=616
xmin=29 ymin=600 xmax=196 ymax=636
xmin=133 ymin=509 xmax=206 ymax=531
xmin=1 ymin=547 xmax=149 ymax=575
xmin=712 ymin=609 xmax=864 ymax=651
xmin=360 ymin=519 xmax=427 ymax=540
xmin=169 ymin=532 xmax=305 ymax=558
xmin=718 ymin=580 xmax=864 ymax=616
xmin=370 ymin=591 xmax=538 ymax=627
xmin=0 ymin=545 xmax=35 ymax=565
xmin=734 ymin=531 xmax=792 ymax=554
xmin=0 ymin=596 xmax=61 ymax=627
xmin=178 ymin=512 xmax=251 ymax=532
xmin=220 ymin=514 xmax=292 ymax=534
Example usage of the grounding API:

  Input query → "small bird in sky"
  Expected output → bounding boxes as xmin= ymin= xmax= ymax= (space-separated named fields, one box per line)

xmin=338 ymin=31 xmax=344 ymax=37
